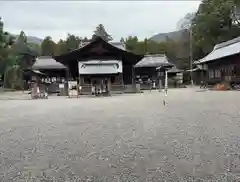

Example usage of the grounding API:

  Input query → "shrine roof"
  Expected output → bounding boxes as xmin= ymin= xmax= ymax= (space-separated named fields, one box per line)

xmin=196 ymin=36 xmax=240 ymax=64
xmin=53 ymin=36 xmax=143 ymax=65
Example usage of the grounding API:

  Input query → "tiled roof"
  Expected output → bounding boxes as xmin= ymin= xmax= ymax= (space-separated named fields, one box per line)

xmin=168 ymin=66 xmax=182 ymax=73
xmin=135 ymin=54 xmax=171 ymax=68
xmin=32 ymin=56 xmax=66 ymax=70
xmin=196 ymin=36 xmax=240 ymax=64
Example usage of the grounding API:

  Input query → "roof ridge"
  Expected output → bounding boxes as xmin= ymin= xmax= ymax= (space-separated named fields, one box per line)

xmin=214 ymin=36 xmax=240 ymax=50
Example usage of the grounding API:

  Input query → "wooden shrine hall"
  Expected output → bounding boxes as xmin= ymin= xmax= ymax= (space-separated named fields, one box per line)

xmin=53 ymin=36 xmax=143 ymax=95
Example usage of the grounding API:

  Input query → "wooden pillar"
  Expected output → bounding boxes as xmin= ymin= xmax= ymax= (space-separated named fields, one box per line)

xmin=121 ymin=73 xmax=124 ymax=94
xmin=77 ymin=73 xmax=80 ymax=97
xmin=132 ymin=64 xmax=136 ymax=88
xmin=120 ymin=56 xmax=124 ymax=93
xmin=107 ymin=77 xmax=111 ymax=95
xmin=77 ymin=61 xmax=81 ymax=97
xmin=132 ymin=65 xmax=135 ymax=85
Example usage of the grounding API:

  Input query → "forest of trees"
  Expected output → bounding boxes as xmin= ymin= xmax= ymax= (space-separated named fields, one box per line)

xmin=0 ymin=18 xmax=39 ymax=89
xmin=39 ymin=24 xmax=191 ymax=70
xmin=1 ymin=0 xmax=240 ymax=89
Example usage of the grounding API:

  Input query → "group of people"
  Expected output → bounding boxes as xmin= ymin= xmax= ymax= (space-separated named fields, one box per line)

xmin=31 ymin=82 xmax=48 ymax=99
xmin=91 ymin=79 xmax=109 ymax=96
xmin=137 ymin=77 xmax=157 ymax=91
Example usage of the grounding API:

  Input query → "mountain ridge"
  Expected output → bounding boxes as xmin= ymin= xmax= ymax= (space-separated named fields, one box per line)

xmin=14 ymin=35 xmax=43 ymax=45
xmin=11 ymin=29 xmax=188 ymax=46
xmin=150 ymin=29 xmax=188 ymax=43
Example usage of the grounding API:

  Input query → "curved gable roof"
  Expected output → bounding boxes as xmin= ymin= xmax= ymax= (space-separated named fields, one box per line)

xmin=53 ymin=36 xmax=143 ymax=65
xmin=32 ymin=56 xmax=66 ymax=70
xmin=135 ymin=54 xmax=171 ymax=68
xmin=196 ymin=36 xmax=240 ymax=64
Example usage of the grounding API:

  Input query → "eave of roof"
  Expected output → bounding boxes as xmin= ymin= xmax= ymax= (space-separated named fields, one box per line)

xmin=135 ymin=54 xmax=172 ymax=68
xmin=168 ymin=66 xmax=182 ymax=73
xmin=197 ymin=36 xmax=240 ymax=64
xmin=32 ymin=56 xmax=66 ymax=70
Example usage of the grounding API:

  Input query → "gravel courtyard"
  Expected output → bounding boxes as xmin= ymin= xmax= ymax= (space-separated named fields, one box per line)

xmin=0 ymin=88 xmax=240 ymax=181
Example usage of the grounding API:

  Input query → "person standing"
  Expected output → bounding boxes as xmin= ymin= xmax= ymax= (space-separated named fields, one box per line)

xmin=148 ymin=78 xmax=152 ymax=91
xmin=152 ymin=80 xmax=156 ymax=90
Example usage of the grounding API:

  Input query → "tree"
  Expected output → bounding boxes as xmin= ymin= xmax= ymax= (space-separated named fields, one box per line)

xmin=164 ymin=31 xmax=192 ymax=70
xmin=191 ymin=0 xmax=240 ymax=60
xmin=231 ymin=1 xmax=240 ymax=25
xmin=83 ymin=37 xmax=89 ymax=42
xmin=92 ymin=24 xmax=113 ymax=42
xmin=146 ymin=40 xmax=169 ymax=55
xmin=41 ymin=36 xmax=56 ymax=56
xmin=0 ymin=23 xmax=38 ymax=89
xmin=177 ymin=12 xmax=196 ymax=30
xmin=28 ymin=43 xmax=41 ymax=57
xmin=54 ymin=34 xmax=82 ymax=56
xmin=120 ymin=37 xmax=125 ymax=44
xmin=54 ymin=39 xmax=67 ymax=56
xmin=0 ymin=17 xmax=19 ymax=88
xmin=4 ymin=31 xmax=38 ymax=89
xmin=65 ymin=34 xmax=81 ymax=51
xmin=0 ymin=17 xmax=7 ymax=76
xmin=125 ymin=36 xmax=139 ymax=53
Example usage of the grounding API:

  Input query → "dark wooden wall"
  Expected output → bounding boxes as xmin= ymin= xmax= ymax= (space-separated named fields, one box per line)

xmin=122 ymin=64 xmax=134 ymax=85
xmin=207 ymin=54 xmax=240 ymax=84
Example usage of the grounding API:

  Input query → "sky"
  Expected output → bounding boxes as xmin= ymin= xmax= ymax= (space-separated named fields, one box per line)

xmin=0 ymin=1 xmax=201 ymax=42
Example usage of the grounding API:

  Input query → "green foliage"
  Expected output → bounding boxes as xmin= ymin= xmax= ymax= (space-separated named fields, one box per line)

xmin=177 ymin=12 xmax=195 ymax=30
xmin=0 ymin=17 xmax=8 ymax=76
xmin=124 ymin=33 xmax=191 ymax=70
xmin=65 ymin=34 xmax=81 ymax=51
xmin=41 ymin=34 xmax=81 ymax=56
xmin=41 ymin=36 xmax=56 ymax=56
xmin=54 ymin=39 xmax=68 ymax=56
xmin=191 ymin=0 xmax=240 ymax=59
xmin=53 ymin=34 xmax=82 ymax=56
xmin=92 ymin=24 xmax=113 ymax=42
xmin=28 ymin=43 xmax=41 ymax=56
xmin=125 ymin=36 xmax=170 ymax=55
xmin=124 ymin=36 xmax=139 ymax=53
xmin=0 ymin=18 xmax=37 ymax=89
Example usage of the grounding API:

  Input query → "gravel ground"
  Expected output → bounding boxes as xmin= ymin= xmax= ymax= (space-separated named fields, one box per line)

xmin=0 ymin=88 xmax=240 ymax=181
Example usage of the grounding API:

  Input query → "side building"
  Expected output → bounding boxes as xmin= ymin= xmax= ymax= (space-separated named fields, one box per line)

xmin=135 ymin=54 xmax=183 ymax=89
xmin=25 ymin=56 xmax=68 ymax=95
xmin=195 ymin=36 xmax=240 ymax=86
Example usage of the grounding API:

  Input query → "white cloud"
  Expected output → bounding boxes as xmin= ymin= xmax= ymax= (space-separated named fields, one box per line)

xmin=0 ymin=1 xmax=200 ymax=42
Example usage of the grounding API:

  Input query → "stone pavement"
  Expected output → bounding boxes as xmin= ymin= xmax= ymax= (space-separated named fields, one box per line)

xmin=0 ymin=88 xmax=240 ymax=181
